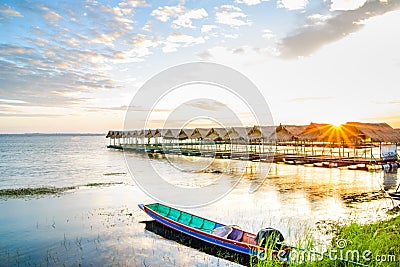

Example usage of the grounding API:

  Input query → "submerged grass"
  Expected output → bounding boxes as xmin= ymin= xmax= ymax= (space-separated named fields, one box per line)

xmin=85 ymin=182 xmax=123 ymax=187
xmin=0 ymin=186 xmax=76 ymax=198
xmin=0 ymin=182 xmax=125 ymax=199
xmin=252 ymin=212 xmax=400 ymax=267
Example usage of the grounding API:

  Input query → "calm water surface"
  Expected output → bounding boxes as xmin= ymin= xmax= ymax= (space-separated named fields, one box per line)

xmin=0 ymin=135 xmax=398 ymax=266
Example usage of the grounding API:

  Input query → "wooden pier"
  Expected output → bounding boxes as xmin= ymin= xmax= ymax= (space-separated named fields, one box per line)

xmin=106 ymin=122 xmax=400 ymax=171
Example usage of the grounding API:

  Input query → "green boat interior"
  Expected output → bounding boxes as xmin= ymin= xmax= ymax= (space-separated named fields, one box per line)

xmin=146 ymin=203 xmax=257 ymax=245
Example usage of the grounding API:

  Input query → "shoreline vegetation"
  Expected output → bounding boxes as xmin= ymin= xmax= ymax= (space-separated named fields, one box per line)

xmin=252 ymin=208 xmax=400 ymax=267
xmin=0 ymin=182 xmax=124 ymax=199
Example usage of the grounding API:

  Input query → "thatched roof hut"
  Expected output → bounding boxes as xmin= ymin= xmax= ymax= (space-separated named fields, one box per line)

xmin=162 ymin=129 xmax=180 ymax=139
xmin=259 ymin=126 xmax=276 ymax=140
xmin=246 ymin=125 xmax=262 ymax=141
xmin=145 ymin=129 xmax=153 ymax=138
xmin=191 ymin=128 xmax=209 ymax=140
xmin=152 ymin=129 xmax=162 ymax=138
xmin=224 ymin=127 xmax=248 ymax=142
xmin=107 ymin=122 xmax=400 ymax=144
xmin=343 ymin=122 xmax=400 ymax=143
xmin=284 ymin=125 xmax=308 ymax=137
xmin=177 ymin=129 xmax=190 ymax=140
xmin=205 ymin=128 xmax=227 ymax=141
xmin=136 ymin=129 xmax=145 ymax=138
xmin=297 ymin=123 xmax=336 ymax=142
xmin=269 ymin=125 xmax=294 ymax=141
xmin=115 ymin=131 xmax=122 ymax=139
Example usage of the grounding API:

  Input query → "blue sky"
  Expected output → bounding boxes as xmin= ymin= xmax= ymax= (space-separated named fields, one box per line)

xmin=0 ymin=0 xmax=399 ymax=133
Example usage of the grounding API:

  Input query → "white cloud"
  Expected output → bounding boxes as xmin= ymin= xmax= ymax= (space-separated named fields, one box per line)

xmin=235 ymin=0 xmax=261 ymax=6
xmin=215 ymin=5 xmax=252 ymax=27
xmin=306 ymin=13 xmax=332 ymax=26
xmin=142 ymin=23 xmax=152 ymax=32
xmin=151 ymin=5 xmax=208 ymax=29
xmin=0 ymin=99 xmax=27 ymax=104
xmin=0 ymin=4 xmax=23 ymax=18
xmin=330 ymin=0 xmax=367 ymax=11
xmin=223 ymin=33 xmax=239 ymax=39
xmin=0 ymin=45 xmax=33 ymax=54
xmin=130 ymin=34 xmax=158 ymax=57
xmin=262 ymin=29 xmax=275 ymax=39
xmin=96 ymin=5 xmax=135 ymax=31
xmin=162 ymin=33 xmax=205 ymax=53
xmin=118 ymin=0 xmax=150 ymax=8
xmin=172 ymin=8 xmax=208 ymax=28
xmin=219 ymin=5 xmax=243 ymax=12
xmin=277 ymin=0 xmax=309 ymax=10
xmin=151 ymin=5 xmax=184 ymax=22
xmin=32 ymin=38 xmax=50 ymax=46
xmin=201 ymin=24 xmax=218 ymax=33
xmin=235 ymin=0 xmax=270 ymax=6
xmin=108 ymin=34 xmax=158 ymax=63
xmin=90 ymin=32 xmax=121 ymax=46
xmin=40 ymin=6 xmax=62 ymax=21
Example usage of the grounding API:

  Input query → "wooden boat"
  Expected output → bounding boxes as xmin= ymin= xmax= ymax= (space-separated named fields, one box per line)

xmin=138 ymin=203 xmax=289 ymax=259
xmin=313 ymin=162 xmax=323 ymax=167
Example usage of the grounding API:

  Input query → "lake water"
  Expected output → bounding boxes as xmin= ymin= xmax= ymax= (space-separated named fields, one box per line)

xmin=0 ymin=134 xmax=398 ymax=266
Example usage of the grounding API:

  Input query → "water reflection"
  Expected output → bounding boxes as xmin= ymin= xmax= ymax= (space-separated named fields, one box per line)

xmin=143 ymin=220 xmax=250 ymax=266
xmin=382 ymin=171 xmax=398 ymax=191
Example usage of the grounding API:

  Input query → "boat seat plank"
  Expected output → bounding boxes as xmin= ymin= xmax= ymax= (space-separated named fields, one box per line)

xmin=168 ymin=209 xmax=181 ymax=221
xmin=241 ymin=232 xmax=257 ymax=246
xmin=157 ymin=205 xmax=171 ymax=217
xmin=179 ymin=212 xmax=192 ymax=225
xmin=228 ymin=228 xmax=244 ymax=241
xmin=189 ymin=216 xmax=204 ymax=229
xmin=201 ymin=220 xmax=216 ymax=233
xmin=146 ymin=203 xmax=159 ymax=211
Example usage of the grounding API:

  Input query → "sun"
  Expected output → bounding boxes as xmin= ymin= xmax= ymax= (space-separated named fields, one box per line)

xmin=330 ymin=120 xmax=344 ymax=128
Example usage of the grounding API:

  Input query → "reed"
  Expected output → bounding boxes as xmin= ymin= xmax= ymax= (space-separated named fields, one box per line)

xmin=251 ymin=212 xmax=400 ymax=266
xmin=0 ymin=182 xmax=124 ymax=198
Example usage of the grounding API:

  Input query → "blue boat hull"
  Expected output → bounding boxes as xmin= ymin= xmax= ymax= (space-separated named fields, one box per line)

xmin=139 ymin=204 xmax=261 ymax=256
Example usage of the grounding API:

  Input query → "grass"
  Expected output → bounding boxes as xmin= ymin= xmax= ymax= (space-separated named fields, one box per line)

xmin=251 ymin=212 xmax=400 ymax=267
xmin=0 ymin=182 xmax=124 ymax=199
xmin=85 ymin=182 xmax=123 ymax=187
xmin=0 ymin=186 xmax=76 ymax=198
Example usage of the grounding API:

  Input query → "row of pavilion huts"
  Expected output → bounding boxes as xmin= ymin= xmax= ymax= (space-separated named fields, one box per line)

xmin=106 ymin=122 xmax=400 ymax=169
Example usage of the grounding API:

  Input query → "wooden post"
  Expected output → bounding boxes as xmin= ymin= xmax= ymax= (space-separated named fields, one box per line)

xmin=370 ymin=141 xmax=373 ymax=161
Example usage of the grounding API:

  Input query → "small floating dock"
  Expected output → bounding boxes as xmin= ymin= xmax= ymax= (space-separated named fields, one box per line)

xmin=106 ymin=122 xmax=400 ymax=171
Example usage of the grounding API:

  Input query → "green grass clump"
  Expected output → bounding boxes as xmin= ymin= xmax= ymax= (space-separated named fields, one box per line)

xmin=85 ymin=182 xmax=123 ymax=187
xmin=0 ymin=182 xmax=124 ymax=199
xmin=329 ymin=215 xmax=400 ymax=267
xmin=251 ymin=214 xmax=400 ymax=267
xmin=0 ymin=186 xmax=76 ymax=198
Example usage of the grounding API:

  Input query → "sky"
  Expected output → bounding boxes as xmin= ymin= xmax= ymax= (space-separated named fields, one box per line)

xmin=0 ymin=0 xmax=399 ymax=133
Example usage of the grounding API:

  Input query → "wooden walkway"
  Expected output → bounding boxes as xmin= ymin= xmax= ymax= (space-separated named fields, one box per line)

xmin=107 ymin=144 xmax=400 ymax=172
